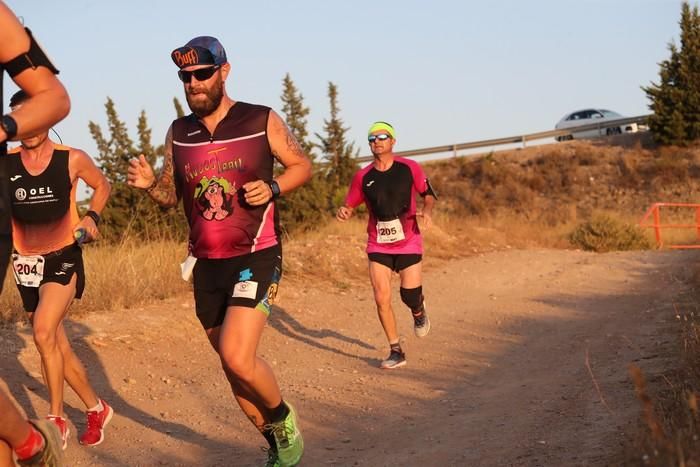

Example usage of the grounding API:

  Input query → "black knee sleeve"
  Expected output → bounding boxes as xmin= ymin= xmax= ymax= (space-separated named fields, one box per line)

xmin=400 ymin=286 xmax=423 ymax=311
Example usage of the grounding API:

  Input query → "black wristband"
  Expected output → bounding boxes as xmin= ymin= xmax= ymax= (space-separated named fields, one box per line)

xmin=1 ymin=115 xmax=18 ymax=140
xmin=85 ymin=210 xmax=101 ymax=225
xmin=266 ymin=180 xmax=281 ymax=200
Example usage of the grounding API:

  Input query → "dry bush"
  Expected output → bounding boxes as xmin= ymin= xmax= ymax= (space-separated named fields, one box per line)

xmin=569 ymin=213 xmax=652 ymax=252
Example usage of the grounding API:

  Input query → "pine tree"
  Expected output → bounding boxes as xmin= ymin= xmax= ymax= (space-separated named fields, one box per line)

xmin=281 ymin=73 xmax=315 ymax=157
xmin=645 ymin=2 xmax=700 ymax=145
xmin=316 ymin=82 xmax=358 ymax=205
xmin=88 ymin=98 xmax=186 ymax=240
xmin=88 ymin=98 xmax=137 ymax=237
xmin=682 ymin=3 xmax=700 ymax=139
xmin=277 ymin=74 xmax=330 ymax=233
xmin=173 ymin=97 xmax=186 ymax=119
xmin=134 ymin=110 xmax=189 ymax=239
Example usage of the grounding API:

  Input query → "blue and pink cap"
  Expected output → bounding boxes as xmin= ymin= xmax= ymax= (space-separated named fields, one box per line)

xmin=171 ymin=36 xmax=227 ymax=69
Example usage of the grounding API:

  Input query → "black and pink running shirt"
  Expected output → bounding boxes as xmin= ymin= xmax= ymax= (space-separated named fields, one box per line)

xmin=345 ymin=157 xmax=429 ymax=254
xmin=171 ymin=102 xmax=279 ymax=259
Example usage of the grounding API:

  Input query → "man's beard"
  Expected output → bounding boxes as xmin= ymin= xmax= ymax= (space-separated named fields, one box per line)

xmin=186 ymin=77 xmax=224 ymax=118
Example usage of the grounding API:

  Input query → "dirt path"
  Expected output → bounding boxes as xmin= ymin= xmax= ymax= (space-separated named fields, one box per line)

xmin=1 ymin=248 xmax=695 ymax=467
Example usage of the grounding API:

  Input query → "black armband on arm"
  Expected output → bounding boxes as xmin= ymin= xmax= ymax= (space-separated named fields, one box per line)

xmin=1 ymin=115 xmax=18 ymax=140
xmin=421 ymin=178 xmax=438 ymax=199
xmin=3 ymin=28 xmax=59 ymax=77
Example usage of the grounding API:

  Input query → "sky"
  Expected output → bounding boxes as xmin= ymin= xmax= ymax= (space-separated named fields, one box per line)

xmin=3 ymin=0 xmax=684 ymax=161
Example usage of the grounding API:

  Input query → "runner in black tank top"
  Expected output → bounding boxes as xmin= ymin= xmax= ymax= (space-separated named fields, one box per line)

xmin=8 ymin=90 xmax=114 ymax=451
xmin=127 ymin=35 xmax=312 ymax=467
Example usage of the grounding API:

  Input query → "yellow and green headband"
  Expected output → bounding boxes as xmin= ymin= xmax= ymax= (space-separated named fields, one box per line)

xmin=368 ymin=121 xmax=396 ymax=139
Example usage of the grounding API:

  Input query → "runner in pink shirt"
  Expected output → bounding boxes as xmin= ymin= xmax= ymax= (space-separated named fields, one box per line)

xmin=336 ymin=121 xmax=437 ymax=369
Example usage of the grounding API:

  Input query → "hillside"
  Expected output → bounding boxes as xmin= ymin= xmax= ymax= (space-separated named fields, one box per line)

xmin=425 ymin=134 xmax=700 ymax=243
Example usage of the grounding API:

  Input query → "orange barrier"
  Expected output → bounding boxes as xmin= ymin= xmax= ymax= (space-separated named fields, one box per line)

xmin=639 ymin=202 xmax=700 ymax=249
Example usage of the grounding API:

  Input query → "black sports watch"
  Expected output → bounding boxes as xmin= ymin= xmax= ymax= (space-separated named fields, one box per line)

xmin=266 ymin=180 xmax=281 ymax=200
xmin=85 ymin=210 xmax=101 ymax=225
xmin=1 ymin=115 xmax=18 ymax=141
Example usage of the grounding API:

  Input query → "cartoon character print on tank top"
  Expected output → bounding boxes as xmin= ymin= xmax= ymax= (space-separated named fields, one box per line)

xmin=171 ymin=102 xmax=279 ymax=259
xmin=194 ymin=176 xmax=235 ymax=221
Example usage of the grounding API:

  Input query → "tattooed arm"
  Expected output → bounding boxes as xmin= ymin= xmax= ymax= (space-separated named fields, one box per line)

xmin=243 ymin=110 xmax=313 ymax=206
xmin=127 ymin=126 xmax=178 ymax=208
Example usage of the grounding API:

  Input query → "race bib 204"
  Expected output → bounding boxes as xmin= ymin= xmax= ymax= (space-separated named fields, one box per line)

xmin=12 ymin=254 xmax=45 ymax=287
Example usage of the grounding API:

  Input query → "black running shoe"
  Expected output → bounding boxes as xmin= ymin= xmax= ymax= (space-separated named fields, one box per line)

xmin=380 ymin=349 xmax=407 ymax=369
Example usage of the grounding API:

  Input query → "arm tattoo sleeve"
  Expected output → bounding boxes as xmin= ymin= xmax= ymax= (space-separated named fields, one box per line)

xmin=271 ymin=123 xmax=305 ymax=164
xmin=149 ymin=129 xmax=178 ymax=207
xmin=285 ymin=130 xmax=305 ymax=159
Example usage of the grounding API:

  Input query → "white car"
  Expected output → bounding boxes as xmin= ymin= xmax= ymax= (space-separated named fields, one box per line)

xmin=555 ymin=108 xmax=638 ymax=141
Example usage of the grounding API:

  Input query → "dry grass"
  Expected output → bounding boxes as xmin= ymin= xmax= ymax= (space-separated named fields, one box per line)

xmin=0 ymin=207 xmax=579 ymax=321
xmin=282 ymin=218 xmax=368 ymax=290
xmin=0 ymin=238 xmax=191 ymax=322
xmin=624 ymin=295 xmax=700 ymax=466
xmin=282 ymin=211 xmax=493 ymax=290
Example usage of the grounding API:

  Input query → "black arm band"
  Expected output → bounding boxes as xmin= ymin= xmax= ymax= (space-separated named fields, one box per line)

xmin=85 ymin=210 xmax=101 ymax=225
xmin=1 ymin=115 xmax=18 ymax=140
xmin=4 ymin=28 xmax=59 ymax=77
xmin=421 ymin=178 xmax=438 ymax=199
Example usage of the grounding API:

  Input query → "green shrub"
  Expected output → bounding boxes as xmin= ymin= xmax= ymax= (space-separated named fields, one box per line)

xmin=569 ymin=214 xmax=652 ymax=252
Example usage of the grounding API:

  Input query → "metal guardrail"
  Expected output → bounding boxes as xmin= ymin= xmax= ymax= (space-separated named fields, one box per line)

xmin=356 ymin=114 xmax=651 ymax=163
xmin=639 ymin=202 xmax=700 ymax=249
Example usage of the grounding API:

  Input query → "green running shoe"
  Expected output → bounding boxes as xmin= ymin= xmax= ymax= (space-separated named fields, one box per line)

xmin=264 ymin=403 xmax=304 ymax=467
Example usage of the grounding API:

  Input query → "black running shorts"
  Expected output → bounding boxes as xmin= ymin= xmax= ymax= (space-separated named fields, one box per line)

xmin=14 ymin=243 xmax=85 ymax=313
xmin=193 ymin=244 xmax=282 ymax=330
xmin=368 ymin=252 xmax=422 ymax=273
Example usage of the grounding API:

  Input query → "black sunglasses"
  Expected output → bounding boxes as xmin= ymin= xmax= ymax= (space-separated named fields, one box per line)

xmin=178 ymin=65 xmax=221 ymax=83
xmin=368 ymin=134 xmax=391 ymax=143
